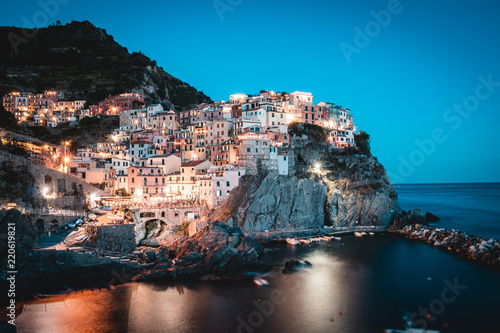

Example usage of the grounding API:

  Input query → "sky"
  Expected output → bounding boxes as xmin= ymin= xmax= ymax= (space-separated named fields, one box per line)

xmin=1 ymin=0 xmax=500 ymax=184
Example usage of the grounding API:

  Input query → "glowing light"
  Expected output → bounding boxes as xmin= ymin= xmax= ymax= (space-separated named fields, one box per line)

xmin=43 ymin=187 xmax=49 ymax=195
xmin=64 ymin=157 xmax=69 ymax=163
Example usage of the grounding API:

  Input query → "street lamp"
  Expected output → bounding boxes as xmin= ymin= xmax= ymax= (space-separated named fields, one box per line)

xmin=64 ymin=157 xmax=69 ymax=173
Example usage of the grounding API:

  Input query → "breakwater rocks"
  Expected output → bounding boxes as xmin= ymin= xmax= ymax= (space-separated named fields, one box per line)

xmin=391 ymin=224 xmax=500 ymax=265
xmin=133 ymin=222 xmax=268 ymax=281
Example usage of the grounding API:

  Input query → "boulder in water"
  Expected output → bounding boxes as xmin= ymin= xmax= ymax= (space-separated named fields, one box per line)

xmin=282 ymin=260 xmax=312 ymax=274
xmin=426 ymin=212 xmax=441 ymax=222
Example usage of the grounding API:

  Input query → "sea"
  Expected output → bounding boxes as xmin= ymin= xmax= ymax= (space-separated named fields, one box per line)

xmin=9 ymin=183 xmax=500 ymax=333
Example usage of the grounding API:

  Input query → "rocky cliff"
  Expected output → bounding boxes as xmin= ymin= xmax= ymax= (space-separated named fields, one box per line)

xmin=134 ymin=222 xmax=266 ymax=281
xmin=209 ymin=126 xmax=400 ymax=232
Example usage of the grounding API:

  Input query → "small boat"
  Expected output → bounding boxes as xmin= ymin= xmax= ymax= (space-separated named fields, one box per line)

xmin=253 ymin=277 xmax=269 ymax=286
xmin=299 ymin=239 xmax=311 ymax=245
xmin=360 ymin=232 xmax=368 ymax=236
xmin=369 ymin=232 xmax=375 ymax=236
xmin=333 ymin=237 xmax=342 ymax=241
xmin=310 ymin=238 xmax=320 ymax=242
xmin=354 ymin=232 xmax=363 ymax=237
xmin=286 ymin=238 xmax=300 ymax=246
xmin=74 ymin=218 xmax=83 ymax=226
xmin=67 ymin=222 xmax=75 ymax=228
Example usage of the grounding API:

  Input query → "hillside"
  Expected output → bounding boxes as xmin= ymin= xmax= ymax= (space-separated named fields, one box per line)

xmin=0 ymin=20 xmax=211 ymax=109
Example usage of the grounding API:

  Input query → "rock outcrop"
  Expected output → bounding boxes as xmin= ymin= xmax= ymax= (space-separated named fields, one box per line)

xmin=426 ymin=212 xmax=441 ymax=222
xmin=282 ymin=260 xmax=312 ymax=274
xmin=134 ymin=222 xmax=267 ymax=281
xmin=208 ymin=133 xmax=400 ymax=232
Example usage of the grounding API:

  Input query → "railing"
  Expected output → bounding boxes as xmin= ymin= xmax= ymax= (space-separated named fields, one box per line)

xmin=0 ymin=150 xmax=35 ymax=167
xmin=27 ymin=208 xmax=86 ymax=217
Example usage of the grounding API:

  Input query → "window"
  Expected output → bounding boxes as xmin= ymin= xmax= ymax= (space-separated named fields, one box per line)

xmin=216 ymin=181 xmax=220 ymax=187
xmin=226 ymin=181 xmax=230 ymax=186
xmin=247 ymin=148 xmax=250 ymax=153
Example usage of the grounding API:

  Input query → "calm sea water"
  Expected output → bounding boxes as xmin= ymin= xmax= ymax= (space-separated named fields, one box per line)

xmin=395 ymin=183 xmax=500 ymax=240
xmin=11 ymin=183 xmax=500 ymax=333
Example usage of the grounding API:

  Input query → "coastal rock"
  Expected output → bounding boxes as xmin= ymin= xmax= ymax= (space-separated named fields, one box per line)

xmin=426 ymin=212 xmax=441 ymax=222
xmin=282 ymin=260 xmax=312 ymax=274
xmin=406 ymin=209 xmax=427 ymax=225
xmin=208 ymin=135 xmax=400 ymax=232
xmin=134 ymin=222 xmax=267 ymax=281
xmin=241 ymin=174 xmax=327 ymax=231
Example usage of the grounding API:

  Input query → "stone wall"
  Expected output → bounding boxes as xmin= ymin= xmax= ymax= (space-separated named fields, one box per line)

xmin=85 ymin=224 xmax=136 ymax=254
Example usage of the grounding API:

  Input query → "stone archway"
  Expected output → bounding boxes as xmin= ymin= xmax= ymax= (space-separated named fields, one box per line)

xmin=51 ymin=219 xmax=59 ymax=229
xmin=36 ymin=218 xmax=45 ymax=235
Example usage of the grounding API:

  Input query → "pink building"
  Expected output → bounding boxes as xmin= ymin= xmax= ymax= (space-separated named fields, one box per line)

xmin=98 ymin=93 xmax=145 ymax=115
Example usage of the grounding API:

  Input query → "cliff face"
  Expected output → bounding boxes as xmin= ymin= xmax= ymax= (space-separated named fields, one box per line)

xmin=209 ymin=133 xmax=400 ymax=232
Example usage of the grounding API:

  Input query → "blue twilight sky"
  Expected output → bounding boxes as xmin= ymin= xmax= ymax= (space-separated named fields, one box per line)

xmin=1 ymin=0 xmax=500 ymax=184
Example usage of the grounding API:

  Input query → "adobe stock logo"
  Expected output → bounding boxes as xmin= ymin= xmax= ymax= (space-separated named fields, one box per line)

xmin=213 ymin=0 xmax=243 ymax=21
xmin=7 ymin=0 xmax=70 ymax=53
xmin=340 ymin=0 xmax=413 ymax=64
xmin=409 ymin=277 xmax=467 ymax=329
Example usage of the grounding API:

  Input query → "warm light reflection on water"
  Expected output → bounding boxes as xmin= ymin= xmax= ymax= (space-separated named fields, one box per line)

xmin=14 ymin=288 xmax=132 ymax=333
xmin=13 ymin=235 xmax=500 ymax=333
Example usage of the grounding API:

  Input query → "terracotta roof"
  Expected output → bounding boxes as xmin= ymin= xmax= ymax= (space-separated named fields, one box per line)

xmin=181 ymin=160 xmax=208 ymax=167
xmin=130 ymin=140 xmax=153 ymax=145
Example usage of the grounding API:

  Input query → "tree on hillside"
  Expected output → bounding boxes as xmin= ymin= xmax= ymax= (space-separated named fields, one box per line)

xmin=355 ymin=131 xmax=372 ymax=156
xmin=132 ymin=100 xmax=144 ymax=109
